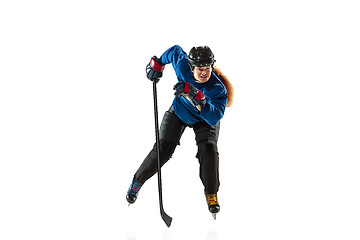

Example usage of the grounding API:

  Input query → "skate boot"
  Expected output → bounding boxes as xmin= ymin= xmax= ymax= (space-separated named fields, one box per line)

xmin=126 ymin=176 xmax=143 ymax=205
xmin=205 ymin=191 xmax=220 ymax=220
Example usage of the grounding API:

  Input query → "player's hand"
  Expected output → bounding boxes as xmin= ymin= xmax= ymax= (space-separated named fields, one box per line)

xmin=146 ymin=56 xmax=165 ymax=82
xmin=173 ymin=82 xmax=206 ymax=107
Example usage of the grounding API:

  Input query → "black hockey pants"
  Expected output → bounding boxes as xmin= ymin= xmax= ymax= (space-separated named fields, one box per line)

xmin=134 ymin=107 xmax=220 ymax=194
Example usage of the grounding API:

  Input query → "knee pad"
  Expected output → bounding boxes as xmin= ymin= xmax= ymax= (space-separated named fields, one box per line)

xmin=196 ymin=141 xmax=219 ymax=160
xmin=150 ymin=140 xmax=178 ymax=166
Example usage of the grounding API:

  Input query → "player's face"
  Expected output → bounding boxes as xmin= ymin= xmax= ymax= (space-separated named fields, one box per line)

xmin=192 ymin=65 xmax=212 ymax=83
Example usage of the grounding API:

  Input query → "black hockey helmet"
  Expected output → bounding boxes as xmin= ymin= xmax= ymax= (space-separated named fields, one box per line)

xmin=188 ymin=46 xmax=215 ymax=68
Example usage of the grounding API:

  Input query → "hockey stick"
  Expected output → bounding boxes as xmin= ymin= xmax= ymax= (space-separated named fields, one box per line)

xmin=152 ymin=80 xmax=172 ymax=227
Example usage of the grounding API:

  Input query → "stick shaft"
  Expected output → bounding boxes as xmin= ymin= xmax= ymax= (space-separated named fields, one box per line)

xmin=152 ymin=80 xmax=172 ymax=227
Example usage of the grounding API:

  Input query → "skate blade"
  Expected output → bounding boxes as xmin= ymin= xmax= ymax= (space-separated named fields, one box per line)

xmin=212 ymin=213 xmax=216 ymax=220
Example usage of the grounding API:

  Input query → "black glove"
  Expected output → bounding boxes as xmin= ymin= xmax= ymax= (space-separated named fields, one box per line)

xmin=146 ymin=56 xmax=165 ymax=82
xmin=174 ymin=82 xmax=206 ymax=107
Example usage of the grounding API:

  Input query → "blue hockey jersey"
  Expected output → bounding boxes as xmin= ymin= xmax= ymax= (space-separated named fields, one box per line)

xmin=160 ymin=45 xmax=228 ymax=126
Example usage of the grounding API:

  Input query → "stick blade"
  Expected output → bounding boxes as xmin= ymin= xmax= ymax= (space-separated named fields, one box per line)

xmin=161 ymin=211 xmax=172 ymax=227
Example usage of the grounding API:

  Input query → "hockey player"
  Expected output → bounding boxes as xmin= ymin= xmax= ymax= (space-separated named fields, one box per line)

xmin=126 ymin=45 xmax=233 ymax=218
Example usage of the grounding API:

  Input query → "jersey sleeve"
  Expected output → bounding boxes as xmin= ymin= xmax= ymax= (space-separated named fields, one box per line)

xmin=199 ymin=87 xmax=228 ymax=126
xmin=159 ymin=45 xmax=187 ymax=70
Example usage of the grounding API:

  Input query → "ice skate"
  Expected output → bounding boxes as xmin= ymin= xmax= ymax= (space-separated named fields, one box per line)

xmin=205 ymin=192 xmax=220 ymax=220
xmin=126 ymin=176 xmax=143 ymax=205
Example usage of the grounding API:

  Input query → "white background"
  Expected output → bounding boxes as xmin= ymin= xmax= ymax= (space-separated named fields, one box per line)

xmin=1 ymin=0 xmax=359 ymax=239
